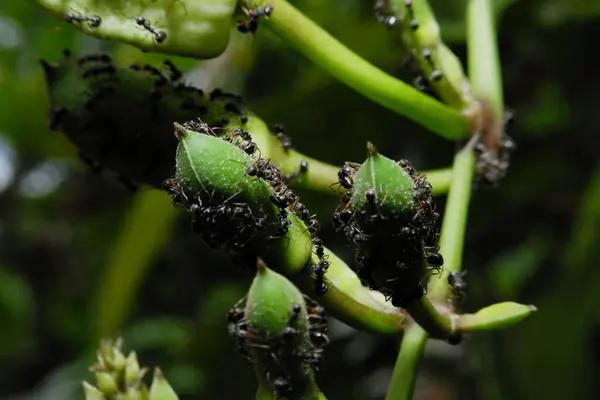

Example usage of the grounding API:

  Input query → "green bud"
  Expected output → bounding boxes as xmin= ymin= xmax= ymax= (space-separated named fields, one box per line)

xmin=125 ymin=352 xmax=147 ymax=387
xmin=242 ymin=261 xmax=324 ymax=399
xmin=349 ymin=142 xmax=415 ymax=217
xmin=246 ymin=261 xmax=309 ymax=336
xmin=95 ymin=372 xmax=118 ymax=395
xmin=83 ymin=381 xmax=105 ymax=400
xmin=338 ymin=143 xmax=441 ymax=308
xmin=149 ymin=368 xmax=180 ymax=400
xmin=175 ymin=123 xmax=272 ymax=210
xmin=35 ymin=0 xmax=237 ymax=59
xmin=457 ymin=302 xmax=537 ymax=331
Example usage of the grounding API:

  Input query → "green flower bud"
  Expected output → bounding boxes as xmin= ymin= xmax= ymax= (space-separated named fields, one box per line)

xmin=94 ymin=372 xmax=118 ymax=395
xmin=335 ymin=143 xmax=442 ymax=308
xmin=149 ymin=368 xmax=180 ymax=400
xmin=41 ymin=53 xmax=250 ymax=188
xmin=83 ymin=381 xmax=105 ymax=400
xmin=231 ymin=261 xmax=326 ymax=400
xmin=457 ymin=302 xmax=537 ymax=332
xmin=125 ymin=352 xmax=147 ymax=387
xmin=35 ymin=0 xmax=237 ymax=59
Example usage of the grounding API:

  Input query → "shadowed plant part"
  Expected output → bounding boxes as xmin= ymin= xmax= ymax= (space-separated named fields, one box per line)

xmin=83 ymin=338 xmax=179 ymax=400
xmin=228 ymin=260 xmax=327 ymax=399
xmin=36 ymin=0 xmax=237 ymax=58
xmin=333 ymin=142 xmax=442 ymax=309
xmin=41 ymin=51 xmax=443 ymax=196
xmin=41 ymin=51 xmax=251 ymax=188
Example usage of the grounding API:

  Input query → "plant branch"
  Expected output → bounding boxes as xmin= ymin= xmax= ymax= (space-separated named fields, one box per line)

xmin=281 ymin=146 xmax=452 ymax=196
xmin=251 ymin=0 xmax=470 ymax=140
xmin=384 ymin=324 xmax=426 ymax=400
xmin=386 ymin=1 xmax=503 ymax=397
xmin=93 ymin=190 xmax=179 ymax=340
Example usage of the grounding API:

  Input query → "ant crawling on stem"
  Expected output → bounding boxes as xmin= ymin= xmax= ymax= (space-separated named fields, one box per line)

xmin=135 ymin=16 xmax=167 ymax=43
xmin=64 ymin=10 xmax=102 ymax=28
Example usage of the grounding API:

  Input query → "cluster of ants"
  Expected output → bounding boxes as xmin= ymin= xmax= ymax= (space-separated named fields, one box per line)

xmin=46 ymin=50 xmax=250 ymax=190
xmin=162 ymin=116 xmax=330 ymax=295
xmin=331 ymin=157 xmax=446 ymax=308
xmin=240 ymin=126 xmax=329 ymax=295
xmin=227 ymin=296 xmax=329 ymax=398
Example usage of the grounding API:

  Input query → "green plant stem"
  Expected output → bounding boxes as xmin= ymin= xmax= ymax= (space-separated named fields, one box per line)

xmin=282 ymin=146 xmax=452 ymax=196
xmin=384 ymin=324 xmax=426 ymax=400
xmin=466 ymin=0 xmax=503 ymax=118
xmin=93 ymin=190 xmax=179 ymax=341
xmin=252 ymin=0 xmax=470 ymax=140
xmin=386 ymin=1 xmax=503 ymax=397
xmin=404 ymin=295 xmax=455 ymax=340
xmin=385 ymin=136 xmax=476 ymax=399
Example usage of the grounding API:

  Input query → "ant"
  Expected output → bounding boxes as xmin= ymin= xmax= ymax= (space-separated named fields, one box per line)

xmin=270 ymin=124 xmax=293 ymax=152
xmin=426 ymin=251 xmax=444 ymax=273
xmin=77 ymin=54 xmax=112 ymax=67
xmin=237 ymin=4 xmax=274 ymax=34
xmin=404 ymin=0 xmax=420 ymax=30
xmin=64 ymin=11 xmax=102 ymax=28
xmin=135 ymin=16 xmax=167 ymax=43
xmin=374 ymin=0 xmax=397 ymax=28
xmin=82 ymin=65 xmax=116 ymax=79
xmin=422 ymin=48 xmax=443 ymax=82
xmin=283 ymin=159 xmax=308 ymax=183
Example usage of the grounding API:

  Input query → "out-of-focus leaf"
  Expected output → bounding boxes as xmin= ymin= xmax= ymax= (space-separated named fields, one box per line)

xmin=488 ymin=233 xmax=550 ymax=298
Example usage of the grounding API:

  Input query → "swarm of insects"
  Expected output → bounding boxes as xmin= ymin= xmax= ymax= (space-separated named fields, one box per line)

xmin=332 ymin=143 xmax=443 ymax=307
xmin=42 ymin=51 xmax=252 ymax=189
xmin=228 ymin=264 xmax=329 ymax=399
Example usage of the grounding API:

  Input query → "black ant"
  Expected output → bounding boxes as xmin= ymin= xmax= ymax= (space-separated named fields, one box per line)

xmin=404 ymin=0 xmax=420 ymax=30
xmin=312 ymin=261 xmax=329 ymax=295
xmin=135 ymin=16 xmax=167 ymax=43
xmin=426 ymin=251 xmax=444 ymax=273
xmin=82 ymin=65 xmax=116 ymax=79
xmin=283 ymin=159 xmax=308 ymax=183
xmin=130 ymin=64 xmax=168 ymax=87
xmin=374 ymin=0 xmax=397 ymax=28
xmin=422 ymin=48 xmax=443 ymax=82
xmin=237 ymin=4 xmax=274 ymax=34
xmin=64 ymin=11 xmax=102 ymax=28
xmin=163 ymin=60 xmax=182 ymax=82
xmin=270 ymin=124 xmax=294 ymax=152
xmin=224 ymin=102 xmax=249 ymax=124
xmin=77 ymin=54 xmax=112 ymax=67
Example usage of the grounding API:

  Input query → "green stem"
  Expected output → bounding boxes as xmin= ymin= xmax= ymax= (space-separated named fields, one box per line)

xmin=93 ymin=190 xmax=179 ymax=340
xmin=252 ymin=0 xmax=469 ymax=140
xmin=429 ymin=140 xmax=477 ymax=298
xmin=404 ymin=295 xmax=456 ymax=340
xmin=386 ymin=1 xmax=504 ymax=397
xmin=282 ymin=146 xmax=452 ymax=196
xmin=384 ymin=324 xmax=426 ymax=400
xmin=466 ymin=0 xmax=503 ymax=118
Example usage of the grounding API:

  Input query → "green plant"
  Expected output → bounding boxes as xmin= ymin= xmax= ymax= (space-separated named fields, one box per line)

xmin=34 ymin=0 xmax=537 ymax=398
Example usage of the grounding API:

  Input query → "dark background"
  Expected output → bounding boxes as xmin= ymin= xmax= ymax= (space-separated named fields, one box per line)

xmin=1 ymin=0 xmax=600 ymax=399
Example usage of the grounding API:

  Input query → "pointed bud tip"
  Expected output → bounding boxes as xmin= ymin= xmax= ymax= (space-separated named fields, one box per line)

xmin=366 ymin=142 xmax=378 ymax=157
xmin=174 ymin=122 xmax=187 ymax=140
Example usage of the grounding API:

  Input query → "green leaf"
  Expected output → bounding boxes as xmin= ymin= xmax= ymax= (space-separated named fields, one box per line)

xmin=457 ymin=302 xmax=537 ymax=331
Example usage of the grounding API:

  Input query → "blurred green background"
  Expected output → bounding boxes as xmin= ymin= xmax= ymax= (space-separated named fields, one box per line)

xmin=1 ymin=0 xmax=600 ymax=399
